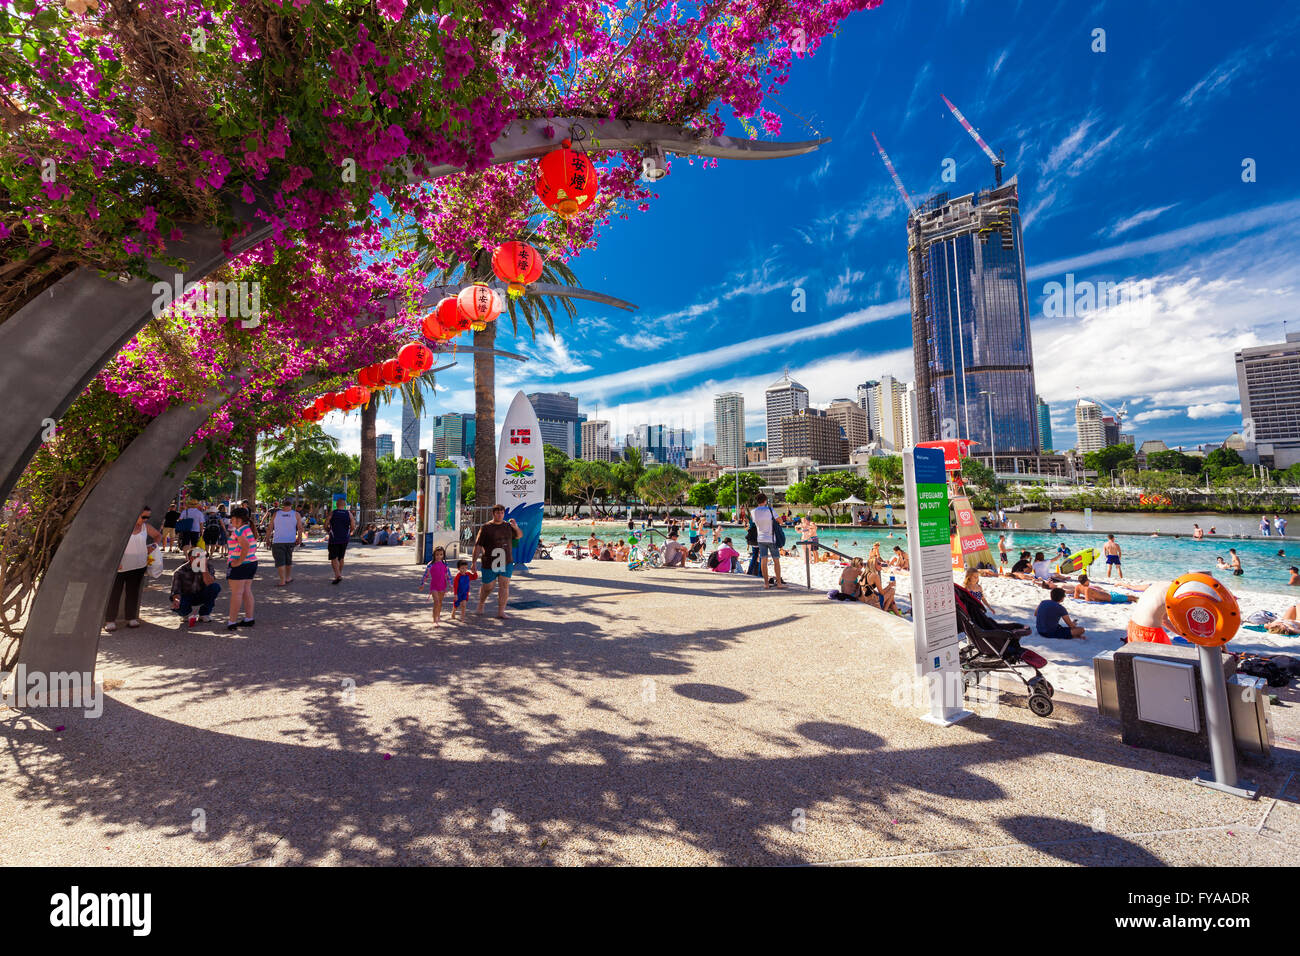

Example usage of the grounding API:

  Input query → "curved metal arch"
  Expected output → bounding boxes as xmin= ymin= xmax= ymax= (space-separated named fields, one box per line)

xmin=409 ymin=117 xmax=830 ymax=179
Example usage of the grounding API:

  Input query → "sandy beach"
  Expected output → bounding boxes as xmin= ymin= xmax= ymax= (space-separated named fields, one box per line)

xmin=542 ymin=536 xmax=1300 ymax=701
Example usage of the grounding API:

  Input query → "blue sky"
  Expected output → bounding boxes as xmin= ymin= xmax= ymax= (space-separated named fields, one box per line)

xmin=335 ymin=0 xmax=1300 ymax=458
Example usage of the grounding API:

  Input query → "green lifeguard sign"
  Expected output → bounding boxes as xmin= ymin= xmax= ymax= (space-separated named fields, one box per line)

xmin=904 ymin=446 xmax=972 ymax=726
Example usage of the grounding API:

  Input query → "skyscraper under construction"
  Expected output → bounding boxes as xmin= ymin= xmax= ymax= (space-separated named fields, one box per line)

xmin=907 ymin=180 xmax=1039 ymax=458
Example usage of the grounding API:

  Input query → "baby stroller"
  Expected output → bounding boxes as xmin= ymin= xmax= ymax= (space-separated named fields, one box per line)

xmin=686 ymin=538 xmax=708 ymax=565
xmin=954 ymin=587 xmax=1055 ymax=718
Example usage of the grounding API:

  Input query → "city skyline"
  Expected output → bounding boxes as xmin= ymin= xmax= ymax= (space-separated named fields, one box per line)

xmin=322 ymin=0 xmax=1297 ymax=461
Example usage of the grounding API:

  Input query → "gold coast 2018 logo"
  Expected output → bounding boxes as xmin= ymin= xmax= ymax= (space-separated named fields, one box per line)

xmin=501 ymin=454 xmax=537 ymax=494
xmin=504 ymin=455 xmax=533 ymax=478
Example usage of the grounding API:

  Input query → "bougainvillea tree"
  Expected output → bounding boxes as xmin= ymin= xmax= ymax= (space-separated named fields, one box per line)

xmin=2 ymin=0 xmax=883 ymax=655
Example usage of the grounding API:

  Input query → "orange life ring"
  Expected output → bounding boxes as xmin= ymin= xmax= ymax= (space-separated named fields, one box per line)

xmin=1164 ymin=572 xmax=1239 ymax=647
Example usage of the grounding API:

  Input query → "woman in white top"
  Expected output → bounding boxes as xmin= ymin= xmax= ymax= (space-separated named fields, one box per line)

xmin=105 ymin=505 xmax=162 ymax=632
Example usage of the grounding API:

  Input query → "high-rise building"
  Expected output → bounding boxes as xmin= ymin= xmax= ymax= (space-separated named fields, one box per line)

xmin=527 ymin=391 xmax=584 ymax=458
xmin=901 ymin=381 xmax=919 ymax=451
xmin=713 ymin=392 xmax=745 ymax=469
xmin=874 ymin=375 xmax=908 ymax=451
xmin=1036 ymin=397 xmax=1053 ymax=453
xmin=376 ymin=433 xmax=395 ymax=459
xmin=780 ymin=408 xmax=848 ymax=465
xmin=1075 ymin=399 xmax=1105 ymax=454
xmin=856 ymin=381 xmax=879 ymax=440
xmin=432 ymin=413 xmax=474 ymax=461
xmin=581 ymin=420 xmax=614 ymax=462
xmin=765 ymin=371 xmax=809 ymax=462
xmin=1102 ymin=415 xmax=1121 ymax=448
xmin=1235 ymin=332 xmax=1300 ymax=468
xmin=400 ymin=399 xmax=420 ymax=459
xmin=826 ymin=399 xmax=869 ymax=450
xmin=695 ymin=442 xmax=716 ymax=462
xmin=908 ymin=181 xmax=1039 ymax=455
xmin=745 ymin=440 xmax=767 ymax=464
xmin=625 ymin=424 xmax=692 ymax=466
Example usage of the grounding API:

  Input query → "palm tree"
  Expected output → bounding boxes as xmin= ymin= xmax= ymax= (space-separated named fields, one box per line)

xmin=261 ymin=424 xmax=339 ymax=505
xmin=359 ymin=399 xmax=377 ymax=525
xmin=422 ymin=246 xmax=584 ymax=511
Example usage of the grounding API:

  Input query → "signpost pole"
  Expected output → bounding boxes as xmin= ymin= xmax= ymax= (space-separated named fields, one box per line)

xmin=903 ymin=447 xmax=972 ymax=726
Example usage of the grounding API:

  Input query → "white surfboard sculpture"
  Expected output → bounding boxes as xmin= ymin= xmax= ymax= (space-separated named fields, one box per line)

xmin=495 ymin=390 xmax=546 ymax=567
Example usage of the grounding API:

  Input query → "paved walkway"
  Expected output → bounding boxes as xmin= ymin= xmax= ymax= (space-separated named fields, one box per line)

xmin=2 ymin=543 xmax=1297 ymax=865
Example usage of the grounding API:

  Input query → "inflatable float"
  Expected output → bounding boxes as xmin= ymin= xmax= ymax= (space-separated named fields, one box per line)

xmin=1056 ymin=547 xmax=1097 ymax=575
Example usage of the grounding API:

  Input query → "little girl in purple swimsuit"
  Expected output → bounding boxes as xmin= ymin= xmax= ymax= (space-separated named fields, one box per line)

xmin=421 ymin=546 xmax=451 ymax=626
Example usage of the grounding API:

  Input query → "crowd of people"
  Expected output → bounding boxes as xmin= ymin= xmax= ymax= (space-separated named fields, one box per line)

xmin=106 ymin=495 xmax=378 ymax=632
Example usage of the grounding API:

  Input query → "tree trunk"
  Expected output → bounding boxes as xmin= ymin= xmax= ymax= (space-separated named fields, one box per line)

xmin=360 ymin=399 xmax=378 ymax=526
xmin=240 ymin=432 xmax=257 ymax=504
xmin=474 ymin=321 xmax=496 ymax=510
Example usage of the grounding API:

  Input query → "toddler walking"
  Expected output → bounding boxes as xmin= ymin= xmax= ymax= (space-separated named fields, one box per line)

xmin=452 ymin=559 xmax=477 ymax=622
xmin=422 ymin=546 xmax=451 ymax=625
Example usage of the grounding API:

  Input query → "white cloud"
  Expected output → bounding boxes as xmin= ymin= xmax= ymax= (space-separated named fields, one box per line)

xmin=1187 ymin=402 xmax=1240 ymax=420
xmin=825 ymin=266 xmax=867 ymax=306
xmin=544 ymin=297 xmax=908 ymax=401
xmin=1178 ymin=50 xmax=1251 ymax=108
xmin=568 ymin=349 xmax=915 ymax=446
xmin=1102 ymin=204 xmax=1178 ymax=239
xmin=1041 ymin=118 xmax=1093 ymax=175
xmin=1132 ymin=408 xmax=1178 ymax=424
xmin=615 ymin=331 xmax=671 ymax=350
xmin=1028 ymin=198 xmax=1300 ymax=281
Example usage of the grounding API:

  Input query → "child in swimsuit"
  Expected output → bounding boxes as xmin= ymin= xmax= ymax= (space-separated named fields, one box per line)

xmin=452 ymin=559 xmax=477 ymax=622
xmin=422 ymin=546 xmax=451 ymax=625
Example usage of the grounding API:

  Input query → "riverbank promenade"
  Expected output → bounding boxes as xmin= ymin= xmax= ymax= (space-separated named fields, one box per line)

xmin=2 ymin=545 xmax=1297 ymax=865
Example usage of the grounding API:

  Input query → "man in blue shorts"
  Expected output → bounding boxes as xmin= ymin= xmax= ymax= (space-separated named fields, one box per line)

xmin=474 ymin=504 xmax=522 ymax=619
xmin=1103 ymin=534 xmax=1123 ymax=579
xmin=1035 ymin=587 xmax=1085 ymax=639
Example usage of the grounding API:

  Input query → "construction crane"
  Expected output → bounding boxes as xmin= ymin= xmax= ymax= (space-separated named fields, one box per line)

xmin=1075 ymin=390 xmax=1129 ymax=432
xmin=940 ymin=94 xmax=1005 ymax=186
xmin=871 ymin=131 xmax=916 ymax=215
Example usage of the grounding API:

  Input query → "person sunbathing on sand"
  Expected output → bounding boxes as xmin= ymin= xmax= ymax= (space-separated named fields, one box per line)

xmin=1266 ymin=604 xmax=1300 ymax=634
xmin=1072 ymin=574 xmax=1139 ymax=604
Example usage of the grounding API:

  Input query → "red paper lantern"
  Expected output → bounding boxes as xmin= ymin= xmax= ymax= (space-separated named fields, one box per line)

xmin=313 ymin=395 xmax=330 ymax=416
xmin=398 ymin=342 xmax=433 ymax=373
xmin=358 ymin=365 xmax=378 ymax=389
xmin=380 ymin=358 xmax=402 ymax=385
xmin=343 ymin=385 xmax=370 ymax=408
xmin=457 ymin=283 xmax=502 ymax=332
xmin=492 ymin=241 xmax=544 ymax=298
xmin=534 ymin=138 xmax=598 ymax=219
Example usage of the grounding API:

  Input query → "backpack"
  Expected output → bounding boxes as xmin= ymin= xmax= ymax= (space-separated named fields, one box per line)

xmin=205 ymin=514 xmax=223 ymax=535
xmin=750 ymin=506 xmax=784 ymax=547
xmin=707 ymin=550 xmax=720 ymax=569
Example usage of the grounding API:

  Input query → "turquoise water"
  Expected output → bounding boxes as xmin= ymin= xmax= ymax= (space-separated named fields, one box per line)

xmin=543 ymin=521 xmax=1300 ymax=597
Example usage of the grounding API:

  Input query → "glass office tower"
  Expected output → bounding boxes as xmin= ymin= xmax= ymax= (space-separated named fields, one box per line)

xmin=908 ymin=180 xmax=1039 ymax=457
